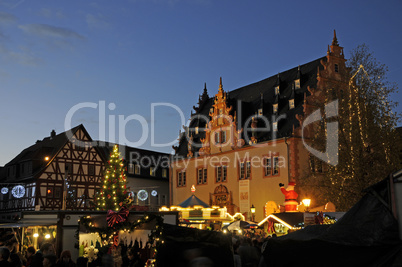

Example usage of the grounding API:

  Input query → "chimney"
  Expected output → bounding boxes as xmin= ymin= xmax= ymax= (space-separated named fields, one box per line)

xmin=51 ymin=130 xmax=56 ymax=138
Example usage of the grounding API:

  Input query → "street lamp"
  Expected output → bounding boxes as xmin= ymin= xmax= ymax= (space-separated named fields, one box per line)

xmin=250 ymin=204 xmax=256 ymax=221
xmin=302 ymin=198 xmax=311 ymax=212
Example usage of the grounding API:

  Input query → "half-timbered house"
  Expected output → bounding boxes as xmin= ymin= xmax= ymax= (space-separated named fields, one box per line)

xmin=0 ymin=124 xmax=171 ymax=219
xmin=0 ymin=125 xmax=105 ymax=213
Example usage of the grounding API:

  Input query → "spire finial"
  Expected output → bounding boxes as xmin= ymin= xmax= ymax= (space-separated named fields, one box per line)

xmin=332 ymin=30 xmax=339 ymax=46
xmin=219 ymin=77 xmax=223 ymax=92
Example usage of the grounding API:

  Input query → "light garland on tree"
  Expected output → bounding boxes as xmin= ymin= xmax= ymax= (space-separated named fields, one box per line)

xmin=93 ymin=144 xmax=130 ymax=211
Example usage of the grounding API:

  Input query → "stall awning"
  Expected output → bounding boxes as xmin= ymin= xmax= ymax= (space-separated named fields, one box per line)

xmin=177 ymin=195 xmax=209 ymax=208
xmin=258 ymin=213 xmax=304 ymax=229
xmin=0 ymin=218 xmax=59 ymax=228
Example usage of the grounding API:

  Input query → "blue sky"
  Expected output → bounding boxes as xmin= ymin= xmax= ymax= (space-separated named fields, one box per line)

xmin=0 ymin=0 xmax=401 ymax=166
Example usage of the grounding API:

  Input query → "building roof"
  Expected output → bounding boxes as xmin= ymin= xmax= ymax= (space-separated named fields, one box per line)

xmin=175 ymin=56 xmax=327 ymax=158
xmin=0 ymin=124 xmax=171 ymax=183
xmin=0 ymin=124 xmax=86 ymax=182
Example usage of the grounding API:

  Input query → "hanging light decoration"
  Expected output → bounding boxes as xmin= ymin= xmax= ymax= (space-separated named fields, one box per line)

xmin=1 ymin=187 xmax=8 ymax=194
xmin=151 ymin=190 xmax=158 ymax=197
xmin=11 ymin=185 xmax=25 ymax=198
xmin=137 ymin=190 xmax=148 ymax=201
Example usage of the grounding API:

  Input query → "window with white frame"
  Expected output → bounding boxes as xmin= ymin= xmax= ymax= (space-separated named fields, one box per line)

xmin=222 ymin=165 xmax=227 ymax=182
xmin=239 ymin=162 xmax=250 ymax=180
xmin=177 ymin=170 xmax=186 ymax=187
xmin=265 ymin=157 xmax=272 ymax=176
xmin=239 ymin=162 xmax=245 ymax=180
xmin=216 ymin=166 xmax=222 ymax=182
xmin=216 ymin=165 xmax=227 ymax=182
xmin=273 ymin=156 xmax=279 ymax=175
xmin=246 ymin=161 xmax=251 ymax=179
xmin=197 ymin=168 xmax=207 ymax=185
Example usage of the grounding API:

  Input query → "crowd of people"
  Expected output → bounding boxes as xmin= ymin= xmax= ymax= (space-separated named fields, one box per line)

xmin=0 ymin=229 xmax=275 ymax=267
xmin=0 ymin=241 xmax=79 ymax=267
xmin=0 ymin=240 xmax=151 ymax=267
xmin=231 ymin=232 xmax=277 ymax=267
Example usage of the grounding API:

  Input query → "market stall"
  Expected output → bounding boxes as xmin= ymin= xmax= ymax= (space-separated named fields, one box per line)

xmin=161 ymin=194 xmax=242 ymax=230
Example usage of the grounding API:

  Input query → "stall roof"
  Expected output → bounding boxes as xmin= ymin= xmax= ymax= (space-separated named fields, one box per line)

xmin=177 ymin=194 xmax=209 ymax=208
xmin=258 ymin=212 xmax=304 ymax=229
xmin=0 ymin=218 xmax=59 ymax=228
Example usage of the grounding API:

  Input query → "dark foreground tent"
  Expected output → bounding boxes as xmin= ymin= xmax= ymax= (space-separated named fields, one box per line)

xmin=156 ymin=223 xmax=234 ymax=266
xmin=261 ymin=175 xmax=402 ymax=266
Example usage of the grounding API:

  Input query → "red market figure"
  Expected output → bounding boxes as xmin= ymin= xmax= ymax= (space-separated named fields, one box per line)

xmin=279 ymin=181 xmax=298 ymax=212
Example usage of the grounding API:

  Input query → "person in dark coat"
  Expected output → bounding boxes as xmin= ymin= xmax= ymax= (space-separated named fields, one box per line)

xmin=43 ymin=254 xmax=57 ymax=267
xmin=0 ymin=246 xmax=11 ymax=267
xmin=25 ymin=246 xmax=36 ymax=267
xmin=75 ymin=257 xmax=88 ymax=267
xmin=56 ymin=250 xmax=76 ymax=267
xmin=30 ymin=243 xmax=56 ymax=267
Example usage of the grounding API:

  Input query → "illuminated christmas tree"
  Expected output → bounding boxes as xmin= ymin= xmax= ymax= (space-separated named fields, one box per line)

xmin=94 ymin=144 xmax=130 ymax=211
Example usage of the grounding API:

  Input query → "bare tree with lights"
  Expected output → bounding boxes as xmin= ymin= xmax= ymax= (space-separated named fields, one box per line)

xmin=300 ymin=44 xmax=401 ymax=211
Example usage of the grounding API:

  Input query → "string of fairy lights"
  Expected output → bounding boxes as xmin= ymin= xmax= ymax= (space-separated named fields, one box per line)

xmin=94 ymin=144 xmax=129 ymax=211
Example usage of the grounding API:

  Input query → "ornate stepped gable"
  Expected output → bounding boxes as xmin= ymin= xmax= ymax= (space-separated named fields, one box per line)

xmin=175 ymin=51 xmax=340 ymax=158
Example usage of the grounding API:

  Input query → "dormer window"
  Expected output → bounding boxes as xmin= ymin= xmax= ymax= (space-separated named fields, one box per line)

xmin=150 ymin=166 xmax=156 ymax=176
xmin=273 ymin=104 xmax=278 ymax=113
xmin=273 ymin=122 xmax=278 ymax=132
xmin=258 ymin=108 xmax=263 ymax=116
xmin=136 ymin=165 xmax=141 ymax=174
xmin=289 ymin=99 xmax=295 ymax=109
xmin=275 ymin=86 xmax=280 ymax=95
xmin=295 ymin=79 xmax=300 ymax=89
xmin=335 ymin=64 xmax=339 ymax=73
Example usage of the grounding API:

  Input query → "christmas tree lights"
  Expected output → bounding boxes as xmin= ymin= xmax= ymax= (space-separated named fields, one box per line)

xmin=94 ymin=145 xmax=130 ymax=211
